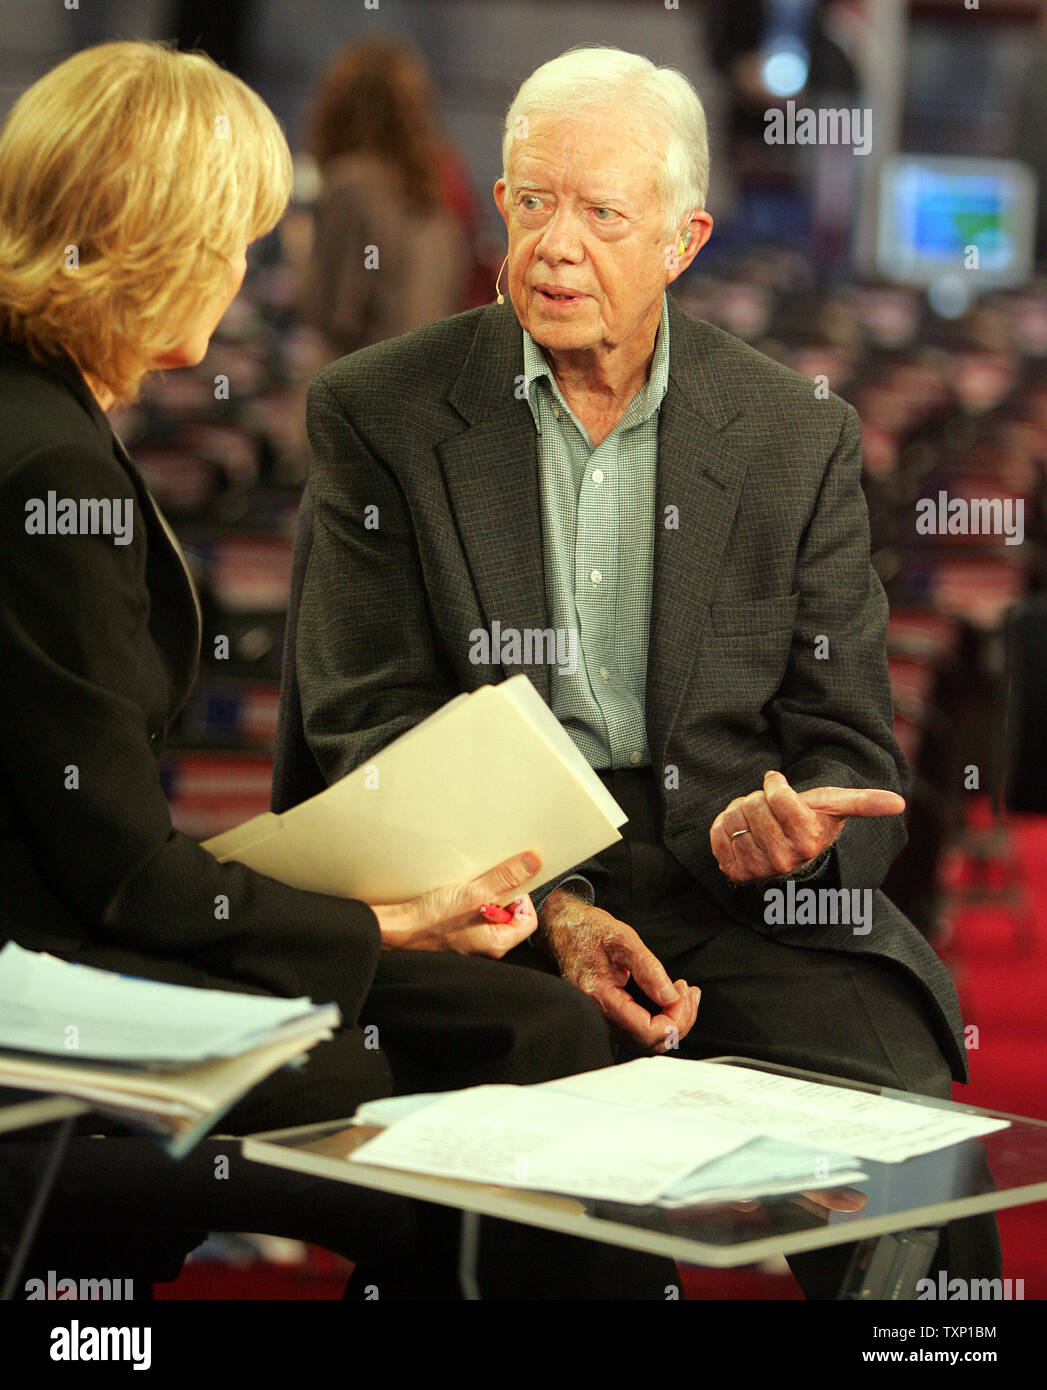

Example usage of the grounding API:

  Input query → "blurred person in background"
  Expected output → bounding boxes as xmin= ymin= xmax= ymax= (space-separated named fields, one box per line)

xmin=301 ymin=35 xmax=472 ymax=362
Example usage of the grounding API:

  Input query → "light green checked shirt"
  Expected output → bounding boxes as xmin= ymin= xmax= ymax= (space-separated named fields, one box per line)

xmin=523 ymin=294 xmax=669 ymax=771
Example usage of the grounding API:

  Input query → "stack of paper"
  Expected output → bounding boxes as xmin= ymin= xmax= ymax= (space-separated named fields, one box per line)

xmin=353 ymin=1084 xmax=756 ymax=1206
xmin=550 ymin=1058 xmax=1011 ymax=1163
xmin=345 ymin=1057 xmax=1009 ymax=1207
xmin=203 ymin=675 xmax=627 ymax=904
xmin=0 ymin=943 xmax=339 ymax=1157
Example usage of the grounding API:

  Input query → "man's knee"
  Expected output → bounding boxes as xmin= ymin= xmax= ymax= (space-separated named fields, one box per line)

xmin=842 ymin=958 xmax=955 ymax=1101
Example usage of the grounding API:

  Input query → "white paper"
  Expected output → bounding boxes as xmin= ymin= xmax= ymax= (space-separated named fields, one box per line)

xmin=656 ymin=1137 xmax=866 ymax=1208
xmin=349 ymin=1083 xmax=753 ymax=1205
xmin=0 ymin=942 xmax=338 ymax=1065
xmin=353 ymin=1090 xmax=868 ymax=1207
xmin=548 ymin=1058 xmax=1009 ymax=1164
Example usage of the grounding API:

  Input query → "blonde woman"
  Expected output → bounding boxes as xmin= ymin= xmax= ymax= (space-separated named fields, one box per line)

xmin=0 ymin=41 xmax=668 ymax=1300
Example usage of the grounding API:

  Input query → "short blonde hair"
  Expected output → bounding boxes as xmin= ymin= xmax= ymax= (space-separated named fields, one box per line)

xmin=0 ymin=41 xmax=293 ymax=403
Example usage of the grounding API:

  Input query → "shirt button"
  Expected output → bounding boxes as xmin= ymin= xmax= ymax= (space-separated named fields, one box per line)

xmin=629 ymin=751 xmax=642 ymax=766
xmin=592 ymin=468 xmax=604 ymax=484
xmin=599 ymin=666 xmax=610 ymax=681
xmin=590 ymin=569 xmax=602 ymax=585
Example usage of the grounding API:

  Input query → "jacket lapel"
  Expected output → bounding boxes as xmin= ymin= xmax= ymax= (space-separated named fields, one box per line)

xmin=646 ymin=301 xmax=751 ymax=768
xmin=438 ymin=304 xmax=551 ymax=702
xmin=107 ymin=422 xmax=203 ymax=706
xmin=108 ymin=426 xmax=202 ymax=621
xmin=435 ymin=297 xmax=752 ymax=733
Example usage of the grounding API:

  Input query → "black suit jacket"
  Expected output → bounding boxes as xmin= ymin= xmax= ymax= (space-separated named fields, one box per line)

xmin=0 ymin=336 xmax=386 ymax=1092
xmin=293 ymin=295 xmax=968 ymax=1081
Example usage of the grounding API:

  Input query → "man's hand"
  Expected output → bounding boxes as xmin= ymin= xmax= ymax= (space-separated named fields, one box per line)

xmin=731 ymin=1187 xmax=867 ymax=1217
xmin=538 ymin=890 xmax=699 ymax=1052
xmin=710 ymin=769 xmax=905 ymax=884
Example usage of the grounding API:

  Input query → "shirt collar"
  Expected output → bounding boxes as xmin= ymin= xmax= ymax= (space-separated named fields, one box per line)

xmin=522 ymin=293 xmax=671 ymax=433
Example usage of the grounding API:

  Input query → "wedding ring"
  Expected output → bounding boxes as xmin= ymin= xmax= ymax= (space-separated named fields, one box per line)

xmin=730 ymin=828 xmax=751 ymax=839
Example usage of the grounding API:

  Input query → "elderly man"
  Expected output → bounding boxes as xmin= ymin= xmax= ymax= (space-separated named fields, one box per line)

xmin=292 ymin=47 xmax=998 ymax=1295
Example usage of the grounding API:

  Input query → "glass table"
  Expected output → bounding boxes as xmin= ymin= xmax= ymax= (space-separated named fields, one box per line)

xmin=242 ymin=1057 xmax=1047 ymax=1300
xmin=0 ymin=1093 xmax=89 ymax=1300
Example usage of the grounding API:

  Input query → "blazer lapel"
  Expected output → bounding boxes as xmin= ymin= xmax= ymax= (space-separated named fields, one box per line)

xmin=435 ymin=298 xmax=752 ymax=732
xmin=109 ymin=426 xmax=202 ymax=620
xmin=646 ymin=302 xmax=751 ymax=768
xmin=109 ymin=425 xmax=202 ymax=702
xmin=438 ymin=305 xmax=551 ymax=702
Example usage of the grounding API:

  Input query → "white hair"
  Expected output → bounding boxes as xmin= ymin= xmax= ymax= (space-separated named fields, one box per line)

xmin=501 ymin=46 xmax=709 ymax=245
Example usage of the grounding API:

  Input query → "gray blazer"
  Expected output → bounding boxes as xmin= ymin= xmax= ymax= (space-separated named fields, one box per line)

xmin=295 ymin=294 xmax=967 ymax=1081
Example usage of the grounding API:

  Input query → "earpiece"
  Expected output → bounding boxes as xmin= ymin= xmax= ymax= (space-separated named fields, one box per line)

xmin=495 ymin=254 xmax=509 ymax=306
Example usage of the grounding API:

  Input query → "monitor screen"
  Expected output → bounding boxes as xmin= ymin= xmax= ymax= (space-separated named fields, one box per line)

xmin=877 ymin=155 xmax=1037 ymax=289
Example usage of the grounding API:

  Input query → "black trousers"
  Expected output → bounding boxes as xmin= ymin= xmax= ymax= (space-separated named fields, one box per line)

xmin=517 ymin=768 xmax=1002 ymax=1299
xmin=1 ymin=949 xmax=677 ymax=1299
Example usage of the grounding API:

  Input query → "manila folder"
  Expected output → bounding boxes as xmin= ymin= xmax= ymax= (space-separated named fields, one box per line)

xmin=203 ymin=676 xmax=626 ymax=904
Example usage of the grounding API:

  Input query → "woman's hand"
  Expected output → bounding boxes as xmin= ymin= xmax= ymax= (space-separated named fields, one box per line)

xmin=370 ymin=851 xmax=541 ymax=958
xmin=405 ymin=893 xmax=539 ymax=958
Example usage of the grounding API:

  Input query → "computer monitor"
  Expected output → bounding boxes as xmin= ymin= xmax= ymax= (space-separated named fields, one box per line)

xmin=876 ymin=155 xmax=1037 ymax=289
